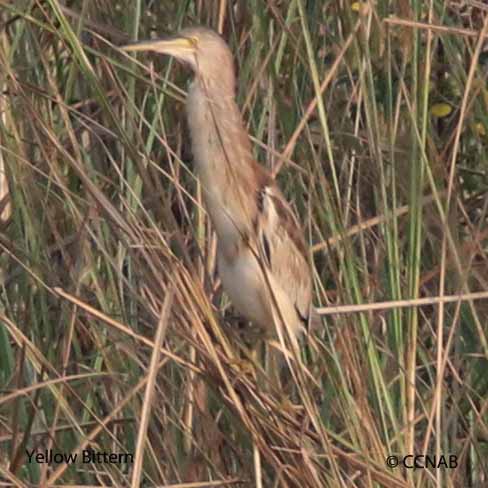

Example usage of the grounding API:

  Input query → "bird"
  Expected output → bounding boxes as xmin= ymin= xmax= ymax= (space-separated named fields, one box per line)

xmin=121 ymin=27 xmax=315 ymax=349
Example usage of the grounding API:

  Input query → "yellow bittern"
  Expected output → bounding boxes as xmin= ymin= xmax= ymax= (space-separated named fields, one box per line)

xmin=121 ymin=27 xmax=314 ymax=349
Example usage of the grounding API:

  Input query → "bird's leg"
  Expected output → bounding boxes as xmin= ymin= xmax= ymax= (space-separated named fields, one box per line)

xmin=223 ymin=316 xmax=267 ymax=384
xmin=265 ymin=341 xmax=283 ymax=390
xmin=231 ymin=321 xmax=280 ymax=393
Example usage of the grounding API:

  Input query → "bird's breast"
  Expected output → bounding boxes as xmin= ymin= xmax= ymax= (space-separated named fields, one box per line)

xmin=203 ymin=190 xmax=244 ymax=259
xmin=217 ymin=248 xmax=272 ymax=328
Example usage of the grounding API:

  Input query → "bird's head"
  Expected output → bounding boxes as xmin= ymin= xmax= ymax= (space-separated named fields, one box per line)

xmin=121 ymin=27 xmax=236 ymax=95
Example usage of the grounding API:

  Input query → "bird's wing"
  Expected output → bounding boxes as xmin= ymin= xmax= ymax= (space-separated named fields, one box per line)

xmin=255 ymin=182 xmax=313 ymax=326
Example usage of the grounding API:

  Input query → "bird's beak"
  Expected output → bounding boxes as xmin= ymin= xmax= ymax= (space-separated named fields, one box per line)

xmin=120 ymin=35 xmax=195 ymax=57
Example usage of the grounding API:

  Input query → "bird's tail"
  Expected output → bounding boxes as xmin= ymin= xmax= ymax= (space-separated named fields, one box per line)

xmin=308 ymin=307 xmax=323 ymax=333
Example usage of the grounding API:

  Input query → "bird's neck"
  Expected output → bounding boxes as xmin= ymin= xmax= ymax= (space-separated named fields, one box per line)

xmin=186 ymin=79 xmax=256 ymax=187
xmin=186 ymin=78 xmax=263 ymax=251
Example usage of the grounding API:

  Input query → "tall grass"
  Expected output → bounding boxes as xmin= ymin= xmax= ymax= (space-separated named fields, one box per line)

xmin=1 ymin=1 xmax=487 ymax=486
